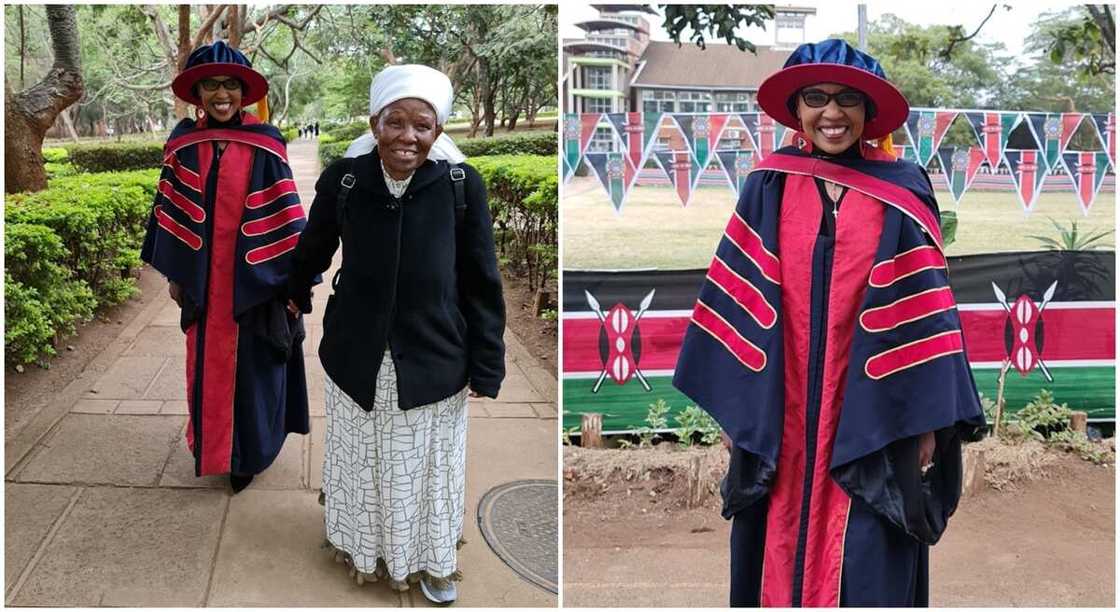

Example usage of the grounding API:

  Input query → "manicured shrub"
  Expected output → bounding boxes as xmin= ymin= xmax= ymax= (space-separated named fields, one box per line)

xmin=457 ymin=131 xmax=556 ymax=157
xmin=66 ymin=141 xmax=165 ymax=172
xmin=42 ymin=147 xmax=69 ymax=163
xmin=318 ymin=141 xmax=350 ymax=168
xmin=321 ymin=121 xmax=369 ymax=144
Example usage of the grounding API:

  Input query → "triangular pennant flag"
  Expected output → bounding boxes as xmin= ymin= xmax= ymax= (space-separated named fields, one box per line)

xmin=564 ymin=113 xmax=602 ymax=183
xmin=585 ymin=151 xmax=636 ymax=213
xmin=965 ymin=111 xmax=1021 ymax=167
xmin=715 ymin=150 xmax=756 ymax=199
xmin=606 ymin=112 xmax=658 ymax=172
xmin=756 ymin=113 xmax=780 ymax=158
xmin=1004 ymin=149 xmax=1049 ymax=213
xmin=904 ymin=110 xmax=958 ymax=167
xmin=653 ymin=149 xmax=699 ymax=207
xmin=1089 ymin=112 xmax=1115 ymax=166
xmin=1026 ymin=112 xmax=1084 ymax=169
xmin=1061 ymin=150 xmax=1112 ymax=214
xmin=672 ymin=113 xmax=730 ymax=169
xmin=737 ymin=112 xmax=760 ymax=151
xmin=935 ymin=145 xmax=986 ymax=204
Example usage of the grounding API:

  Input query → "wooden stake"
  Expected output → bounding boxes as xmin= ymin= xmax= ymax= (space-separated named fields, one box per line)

xmin=1070 ymin=411 xmax=1088 ymax=434
xmin=993 ymin=360 xmax=1011 ymax=436
xmin=581 ymin=413 xmax=603 ymax=449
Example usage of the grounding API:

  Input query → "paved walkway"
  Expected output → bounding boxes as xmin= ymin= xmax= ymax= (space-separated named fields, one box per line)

xmin=4 ymin=139 xmax=558 ymax=607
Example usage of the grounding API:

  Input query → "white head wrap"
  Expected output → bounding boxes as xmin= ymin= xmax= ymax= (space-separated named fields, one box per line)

xmin=343 ymin=64 xmax=466 ymax=163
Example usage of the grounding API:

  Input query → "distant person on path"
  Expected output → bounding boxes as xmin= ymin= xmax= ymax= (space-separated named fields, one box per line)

xmin=313 ymin=121 xmax=319 ymax=137
xmin=140 ymin=41 xmax=311 ymax=494
xmin=673 ymin=39 xmax=985 ymax=607
xmin=286 ymin=64 xmax=505 ymax=604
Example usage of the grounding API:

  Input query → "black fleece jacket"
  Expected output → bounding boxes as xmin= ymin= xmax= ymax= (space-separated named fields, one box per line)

xmin=287 ymin=149 xmax=505 ymax=410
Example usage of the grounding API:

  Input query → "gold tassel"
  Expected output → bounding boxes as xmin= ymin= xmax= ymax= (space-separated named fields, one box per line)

xmin=256 ymin=96 xmax=270 ymax=123
xmin=878 ymin=133 xmax=896 ymax=158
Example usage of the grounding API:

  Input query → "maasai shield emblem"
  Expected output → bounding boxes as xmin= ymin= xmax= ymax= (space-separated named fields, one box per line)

xmin=674 ymin=113 xmax=729 ymax=169
xmin=1090 ymin=112 xmax=1115 ymax=166
xmin=715 ymin=150 xmax=756 ymax=199
xmin=965 ymin=111 xmax=1021 ymax=167
xmin=904 ymin=110 xmax=958 ymax=168
xmin=1061 ymin=151 xmax=1112 ymax=214
xmin=1004 ymin=150 xmax=1050 ymax=212
xmin=584 ymin=151 xmax=635 ymax=213
xmin=585 ymin=289 xmax=656 ymax=392
xmin=936 ymin=146 xmax=986 ymax=204
xmin=992 ymin=281 xmax=1057 ymax=381
xmin=653 ymin=150 xmax=700 ymax=207
xmin=1027 ymin=112 xmax=1084 ymax=169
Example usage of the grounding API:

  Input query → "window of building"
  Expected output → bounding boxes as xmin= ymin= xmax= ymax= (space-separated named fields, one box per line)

xmin=641 ymin=89 xmax=675 ymax=114
xmin=585 ymin=66 xmax=613 ymax=90
xmin=588 ymin=126 xmax=616 ymax=152
xmin=714 ymin=92 xmax=752 ymax=113
xmin=585 ymin=97 xmax=614 ymax=113
xmin=678 ymin=91 xmax=712 ymax=113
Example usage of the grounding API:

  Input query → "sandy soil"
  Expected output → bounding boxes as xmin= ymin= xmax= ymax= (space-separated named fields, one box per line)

xmin=562 ymin=445 xmax=1114 ymax=607
xmin=502 ymin=269 xmax=558 ymax=373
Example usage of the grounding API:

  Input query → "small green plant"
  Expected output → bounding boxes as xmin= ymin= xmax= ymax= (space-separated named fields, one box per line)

xmin=616 ymin=438 xmax=635 ymax=450
xmin=674 ymin=404 xmax=721 ymax=448
xmin=1028 ymin=218 xmax=1113 ymax=251
xmin=1014 ymin=389 xmax=1073 ymax=441
xmin=561 ymin=425 xmax=579 ymax=446
xmin=539 ymin=308 xmax=557 ymax=321
xmin=638 ymin=399 xmax=671 ymax=447
xmin=1048 ymin=429 xmax=1111 ymax=464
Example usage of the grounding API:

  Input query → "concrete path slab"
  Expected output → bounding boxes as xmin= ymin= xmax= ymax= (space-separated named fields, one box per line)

xmin=15 ymin=414 xmax=182 ymax=486
xmin=71 ymin=398 xmax=118 ymax=414
xmin=115 ymin=399 xmax=164 ymax=415
xmin=4 ymin=483 xmax=77 ymax=590
xmin=8 ymin=488 xmax=228 ymax=607
xmin=251 ymin=433 xmax=308 ymax=490
xmin=123 ymin=325 xmax=186 ymax=357
xmin=85 ymin=355 xmax=165 ymax=400
xmin=143 ymin=357 xmax=188 ymax=400
xmin=208 ymin=489 xmax=404 ymax=607
xmin=158 ymin=436 xmax=228 ymax=489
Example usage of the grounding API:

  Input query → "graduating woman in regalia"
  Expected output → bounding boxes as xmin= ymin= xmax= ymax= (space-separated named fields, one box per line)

xmin=141 ymin=41 xmax=310 ymax=493
xmin=673 ymin=40 xmax=985 ymax=607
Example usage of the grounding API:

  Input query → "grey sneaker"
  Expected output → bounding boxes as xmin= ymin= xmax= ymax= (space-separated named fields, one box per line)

xmin=419 ymin=574 xmax=457 ymax=605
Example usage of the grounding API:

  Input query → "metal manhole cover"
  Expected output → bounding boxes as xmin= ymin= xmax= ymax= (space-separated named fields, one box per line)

xmin=477 ymin=479 xmax=558 ymax=593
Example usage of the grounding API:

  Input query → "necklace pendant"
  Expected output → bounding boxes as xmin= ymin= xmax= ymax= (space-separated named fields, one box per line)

xmin=833 ymin=206 xmax=839 ymax=218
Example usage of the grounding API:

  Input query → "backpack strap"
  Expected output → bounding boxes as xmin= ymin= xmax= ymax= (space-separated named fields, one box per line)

xmin=333 ymin=159 xmax=356 ymax=290
xmin=450 ymin=164 xmax=467 ymax=225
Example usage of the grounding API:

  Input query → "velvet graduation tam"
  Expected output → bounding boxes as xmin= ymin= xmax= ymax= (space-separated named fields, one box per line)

xmin=172 ymin=41 xmax=269 ymax=107
xmin=757 ymin=38 xmax=909 ymax=140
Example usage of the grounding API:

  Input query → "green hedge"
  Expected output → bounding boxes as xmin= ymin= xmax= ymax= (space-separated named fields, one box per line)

xmin=470 ymin=155 xmax=557 ymax=291
xmin=66 ymin=142 xmax=164 ymax=173
xmin=319 ymin=141 xmax=350 ymax=168
xmin=281 ymin=127 xmax=299 ymax=143
xmin=457 ymin=131 xmax=556 ymax=157
xmin=320 ymin=121 xmax=369 ymax=145
xmin=42 ymin=147 xmax=69 ymax=163
xmin=5 ymin=170 xmax=158 ymax=364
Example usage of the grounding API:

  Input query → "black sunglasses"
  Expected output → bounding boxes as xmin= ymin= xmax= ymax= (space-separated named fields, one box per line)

xmin=198 ymin=78 xmax=242 ymax=92
xmin=800 ymin=89 xmax=865 ymax=108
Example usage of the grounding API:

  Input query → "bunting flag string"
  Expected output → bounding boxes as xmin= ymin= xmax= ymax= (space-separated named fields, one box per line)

xmin=566 ymin=109 xmax=1113 ymax=214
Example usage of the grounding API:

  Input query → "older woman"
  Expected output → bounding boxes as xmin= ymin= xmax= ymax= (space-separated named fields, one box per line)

xmin=286 ymin=64 xmax=505 ymax=604
xmin=140 ymin=41 xmax=310 ymax=493
xmin=673 ymin=40 xmax=984 ymax=606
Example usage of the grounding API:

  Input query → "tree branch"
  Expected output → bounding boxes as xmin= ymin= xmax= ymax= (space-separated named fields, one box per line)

xmin=190 ymin=5 xmax=228 ymax=50
xmin=941 ymin=4 xmax=1000 ymax=59
xmin=1086 ymin=4 xmax=1115 ymax=54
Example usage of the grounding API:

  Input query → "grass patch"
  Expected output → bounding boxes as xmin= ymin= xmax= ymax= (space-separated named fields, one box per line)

xmin=562 ymin=177 xmax=1115 ymax=269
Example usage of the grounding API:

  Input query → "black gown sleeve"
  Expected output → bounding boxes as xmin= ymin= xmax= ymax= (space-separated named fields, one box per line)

xmin=286 ymin=160 xmax=346 ymax=313
xmin=456 ymin=164 xmax=506 ymax=398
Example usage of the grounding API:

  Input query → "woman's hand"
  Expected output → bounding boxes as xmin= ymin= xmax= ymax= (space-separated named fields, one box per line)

xmin=468 ymin=390 xmax=483 ymax=398
xmin=918 ymin=430 xmax=936 ymax=471
xmin=286 ymin=299 xmax=302 ymax=318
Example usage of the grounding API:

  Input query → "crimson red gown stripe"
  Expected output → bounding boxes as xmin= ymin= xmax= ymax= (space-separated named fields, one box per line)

xmin=155 ymin=206 xmax=203 ymax=250
xmin=865 ymin=330 xmax=965 ymax=380
xmin=708 ymin=255 xmax=777 ymax=328
xmin=241 ymin=204 xmax=306 ymax=236
xmin=859 ymin=286 xmax=957 ymax=333
xmin=164 ymin=158 xmax=202 ymax=192
xmin=726 ymin=212 xmax=782 ymax=284
xmin=246 ymin=178 xmax=298 ymax=209
xmin=245 ymin=233 xmax=301 ymax=265
xmin=159 ymin=179 xmax=206 ymax=222
xmin=166 ymin=129 xmax=288 ymax=163
xmin=868 ymin=245 xmax=944 ymax=288
xmin=690 ymin=300 xmax=766 ymax=371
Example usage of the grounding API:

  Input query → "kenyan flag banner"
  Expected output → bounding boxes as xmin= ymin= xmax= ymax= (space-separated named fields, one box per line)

xmin=652 ymin=149 xmax=700 ymax=207
xmin=1004 ymin=150 xmax=1050 ymax=213
xmin=965 ymin=111 xmax=1022 ymax=167
xmin=936 ymin=145 xmax=986 ymax=204
xmin=1062 ymin=151 xmax=1113 ymax=214
xmin=672 ymin=113 xmax=730 ymax=169
xmin=904 ymin=110 xmax=958 ymax=167
xmin=562 ymin=252 xmax=1115 ymax=433
xmin=563 ymin=112 xmax=602 ymax=183
xmin=714 ymin=150 xmax=756 ymax=199
xmin=605 ymin=112 xmax=661 ymax=171
xmin=1026 ymin=112 xmax=1084 ymax=169
xmin=584 ymin=151 xmax=636 ymax=213
xmin=1090 ymin=112 xmax=1115 ymax=166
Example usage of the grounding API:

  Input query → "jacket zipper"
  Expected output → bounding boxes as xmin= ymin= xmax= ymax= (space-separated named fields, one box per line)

xmin=386 ymin=194 xmax=403 ymax=404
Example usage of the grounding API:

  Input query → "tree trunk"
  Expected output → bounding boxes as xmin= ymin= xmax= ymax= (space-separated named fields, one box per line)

xmin=19 ymin=5 xmax=25 ymax=90
xmin=175 ymin=5 xmax=191 ymax=119
xmin=480 ymin=62 xmax=497 ymax=137
xmin=60 ymin=107 xmax=80 ymax=142
xmin=5 ymin=5 xmax=83 ymax=194
xmin=228 ymin=4 xmax=241 ymax=48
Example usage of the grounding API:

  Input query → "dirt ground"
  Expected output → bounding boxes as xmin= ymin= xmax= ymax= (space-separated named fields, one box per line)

xmin=501 ymin=269 xmax=558 ymax=373
xmin=562 ymin=444 xmax=1115 ymax=607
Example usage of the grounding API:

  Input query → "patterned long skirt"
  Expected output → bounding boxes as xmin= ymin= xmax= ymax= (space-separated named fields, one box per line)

xmin=322 ymin=349 xmax=468 ymax=581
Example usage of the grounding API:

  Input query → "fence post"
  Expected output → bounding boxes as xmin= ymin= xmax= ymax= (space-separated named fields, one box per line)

xmin=581 ymin=413 xmax=603 ymax=448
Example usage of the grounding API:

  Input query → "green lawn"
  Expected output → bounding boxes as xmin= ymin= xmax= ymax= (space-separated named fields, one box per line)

xmin=562 ymin=177 xmax=1115 ymax=269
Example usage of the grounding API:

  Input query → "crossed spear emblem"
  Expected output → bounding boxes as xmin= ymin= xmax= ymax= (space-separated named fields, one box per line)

xmin=584 ymin=289 xmax=656 ymax=393
xmin=991 ymin=280 xmax=1057 ymax=382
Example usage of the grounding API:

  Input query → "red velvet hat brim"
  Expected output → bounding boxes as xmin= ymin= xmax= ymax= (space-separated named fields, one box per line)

xmin=756 ymin=63 xmax=909 ymax=140
xmin=171 ymin=63 xmax=269 ymax=107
